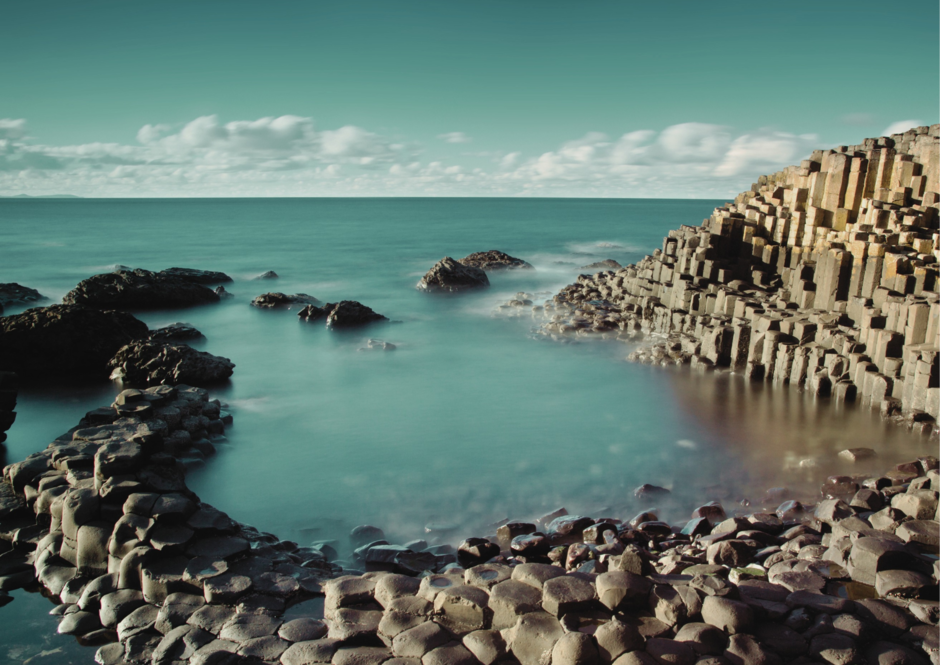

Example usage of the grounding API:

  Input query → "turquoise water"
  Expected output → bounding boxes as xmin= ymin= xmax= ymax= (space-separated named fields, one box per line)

xmin=1 ymin=197 xmax=931 ymax=660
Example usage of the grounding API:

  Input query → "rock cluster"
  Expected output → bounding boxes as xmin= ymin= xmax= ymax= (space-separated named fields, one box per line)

xmin=252 ymin=294 xmax=321 ymax=309
xmin=63 ymin=269 xmax=221 ymax=309
xmin=109 ymin=341 xmax=235 ymax=386
xmin=0 ymin=305 xmax=149 ymax=378
xmin=298 ymin=301 xmax=388 ymax=328
xmin=418 ymin=258 xmax=490 ymax=292
xmin=459 ymin=251 xmax=534 ymax=271
xmin=539 ymin=126 xmax=940 ymax=430
xmin=311 ymin=456 xmax=939 ymax=665
xmin=0 ymin=385 xmax=335 ymax=665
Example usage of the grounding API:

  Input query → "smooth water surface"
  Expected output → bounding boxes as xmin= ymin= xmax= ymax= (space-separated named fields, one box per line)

xmin=2 ymin=198 xmax=933 ymax=541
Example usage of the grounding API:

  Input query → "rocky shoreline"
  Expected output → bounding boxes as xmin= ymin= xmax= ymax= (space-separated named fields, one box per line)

xmin=531 ymin=125 xmax=939 ymax=434
xmin=0 ymin=386 xmax=937 ymax=664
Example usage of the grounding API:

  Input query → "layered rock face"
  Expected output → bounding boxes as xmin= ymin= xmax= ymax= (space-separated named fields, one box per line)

xmin=542 ymin=126 xmax=940 ymax=427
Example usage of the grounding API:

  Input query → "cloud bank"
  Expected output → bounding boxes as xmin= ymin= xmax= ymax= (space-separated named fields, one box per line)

xmin=0 ymin=115 xmax=828 ymax=198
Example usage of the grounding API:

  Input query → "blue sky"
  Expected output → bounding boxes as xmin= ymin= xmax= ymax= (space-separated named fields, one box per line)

xmin=1 ymin=0 xmax=937 ymax=197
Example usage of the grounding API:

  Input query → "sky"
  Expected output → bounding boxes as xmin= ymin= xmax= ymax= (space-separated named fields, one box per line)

xmin=0 ymin=0 xmax=937 ymax=198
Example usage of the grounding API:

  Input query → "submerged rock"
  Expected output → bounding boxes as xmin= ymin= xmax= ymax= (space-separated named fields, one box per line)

xmin=109 ymin=341 xmax=234 ymax=386
xmin=158 ymin=268 xmax=233 ymax=284
xmin=63 ymin=269 xmax=220 ymax=309
xmin=251 ymin=293 xmax=320 ymax=309
xmin=581 ymin=259 xmax=622 ymax=271
xmin=0 ymin=282 xmax=45 ymax=308
xmin=149 ymin=322 xmax=205 ymax=342
xmin=254 ymin=271 xmax=279 ymax=280
xmin=214 ymin=286 xmax=233 ymax=299
xmin=458 ymin=250 xmax=533 ymax=271
xmin=417 ymin=258 xmax=489 ymax=292
xmin=298 ymin=301 xmax=388 ymax=328
xmin=0 ymin=304 xmax=148 ymax=378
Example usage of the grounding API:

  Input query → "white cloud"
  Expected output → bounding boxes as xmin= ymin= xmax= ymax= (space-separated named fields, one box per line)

xmin=437 ymin=132 xmax=471 ymax=144
xmin=882 ymin=120 xmax=922 ymax=136
xmin=0 ymin=116 xmax=830 ymax=198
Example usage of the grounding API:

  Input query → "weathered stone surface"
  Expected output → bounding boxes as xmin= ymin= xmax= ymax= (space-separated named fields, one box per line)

xmin=109 ymin=340 xmax=234 ymax=386
xmin=701 ymin=597 xmax=755 ymax=635
xmin=64 ymin=268 xmax=220 ymax=309
xmin=506 ymin=612 xmax=565 ymax=665
xmin=542 ymin=574 xmax=596 ymax=616
xmin=432 ymin=585 xmax=489 ymax=634
xmin=595 ymin=619 xmax=645 ymax=662
xmin=458 ymin=251 xmax=532 ymax=271
xmin=251 ymin=292 xmax=320 ymax=308
xmin=417 ymin=258 xmax=489 ymax=292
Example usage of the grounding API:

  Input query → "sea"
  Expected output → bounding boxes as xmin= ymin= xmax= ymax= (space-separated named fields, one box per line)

xmin=0 ymin=197 xmax=931 ymax=662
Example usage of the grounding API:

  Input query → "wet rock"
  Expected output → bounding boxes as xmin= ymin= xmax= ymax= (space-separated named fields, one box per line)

xmin=581 ymin=260 xmax=622 ymax=271
xmin=0 ymin=304 xmax=148 ymax=378
xmin=417 ymin=258 xmax=489 ymax=292
xmin=159 ymin=267 xmax=233 ymax=284
xmin=0 ymin=282 xmax=45 ymax=307
xmin=109 ymin=340 xmax=234 ymax=386
xmin=64 ymin=268 xmax=220 ymax=309
xmin=457 ymin=538 xmax=499 ymax=564
xmin=458 ymin=250 xmax=533 ymax=271
xmin=327 ymin=301 xmax=388 ymax=328
xmin=254 ymin=271 xmax=279 ymax=279
xmin=251 ymin=292 xmax=320 ymax=309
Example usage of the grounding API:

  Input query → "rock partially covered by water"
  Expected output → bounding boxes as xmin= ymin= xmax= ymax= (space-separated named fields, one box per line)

xmin=0 ymin=283 xmax=45 ymax=308
xmin=298 ymin=301 xmax=388 ymax=328
xmin=149 ymin=322 xmax=205 ymax=342
xmin=418 ymin=257 xmax=489 ymax=292
xmin=254 ymin=271 xmax=279 ymax=280
xmin=158 ymin=267 xmax=233 ymax=284
xmin=109 ymin=341 xmax=234 ymax=386
xmin=251 ymin=293 xmax=321 ymax=309
xmin=581 ymin=259 xmax=622 ymax=271
xmin=0 ymin=305 xmax=148 ymax=378
xmin=63 ymin=269 xmax=220 ymax=309
xmin=458 ymin=250 xmax=533 ymax=271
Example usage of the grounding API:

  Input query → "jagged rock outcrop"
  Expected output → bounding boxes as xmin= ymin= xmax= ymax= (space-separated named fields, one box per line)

xmin=158 ymin=268 xmax=233 ymax=284
xmin=0 ymin=282 xmax=45 ymax=308
xmin=418 ymin=257 xmax=490 ymax=292
xmin=109 ymin=341 xmax=235 ymax=386
xmin=63 ymin=269 xmax=220 ymax=309
xmin=459 ymin=250 xmax=533 ymax=271
xmin=0 ymin=305 xmax=149 ymax=378
xmin=541 ymin=125 xmax=940 ymax=430
xmin=251 ymin=293 xmax=320 ymax=309
xmin=298 ymin=301 xmax=388 ymax=328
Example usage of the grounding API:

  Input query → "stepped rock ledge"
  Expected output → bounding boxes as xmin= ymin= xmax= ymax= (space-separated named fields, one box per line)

xmin=538 ymin=125 xmax=940 ymax=432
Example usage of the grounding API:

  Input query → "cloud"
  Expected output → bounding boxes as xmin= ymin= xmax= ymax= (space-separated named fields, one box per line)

xmin=882 ymin=120 xmax=922 ymax=136
xmin=437 ymin=132 xmax=471 ymax=144
xmin=0 ymin=116 xmax=826 ymax=198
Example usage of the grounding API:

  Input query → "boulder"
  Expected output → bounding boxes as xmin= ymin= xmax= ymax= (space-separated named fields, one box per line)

xmin=251 ymin=293 xmax=320 ymax=309
xmin=0 ymin=304 xmax=148 ymax=378
xmin=0 ymin=282 xmax=45 ymax=307
xmin=109 ymin=340 xmax=234 ymax=386
xmin=458 ymin=250 xmax=533 ymax=271
xmin=63 ymin=268 xmax=220 ymax=308
xmin=298 ymin=301 xmax=388 ymax=327
xmin=417 ymin=258 xmax=489 ymax=292
xmin=149 ymin=322 xmax=205 ymax=342
xmin=159 ymin=268 xmax=233 ymax=284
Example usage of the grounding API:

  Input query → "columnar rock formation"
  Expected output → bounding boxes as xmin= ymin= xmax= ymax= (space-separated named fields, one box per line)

xmin=541 ymin=126 xmax=940 ymax=430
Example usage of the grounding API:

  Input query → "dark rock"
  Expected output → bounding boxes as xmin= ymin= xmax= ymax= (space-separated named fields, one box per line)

xmin=63 ymin=268 xmax=220 ymax=309
xmin=254 ymin=271 xmax=279 ymax=280
xmin=417 ymin=257 xmax=489 ymax=292
xmin=109 ymin=341 xmax=234 ymax=386
xmin=326 ymin=301 xmax=388 ymax=328
xmin=159 ymin=268 xmax=233 ymax=284
xmin=0 ymin=305 xmax=148 ymax=378
xmin=458 ymin=250 xmax=533 ymax=271
xmin=214 ymin=286 xmax=233 ymax=299
xmin=581 ymin=259 xmax=622 ymax=271
xmin=0 ymin=283 xmax=45 ymax=307
xmin=634 ymin=484 xmax=671 ymax=500
xmin=458 ymin=538 xmax=500 ymax=564
xmin=251 ymin=293 xmax=320 ymax=309
xmin=149 ymin=322 xmax=205 ymax=342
